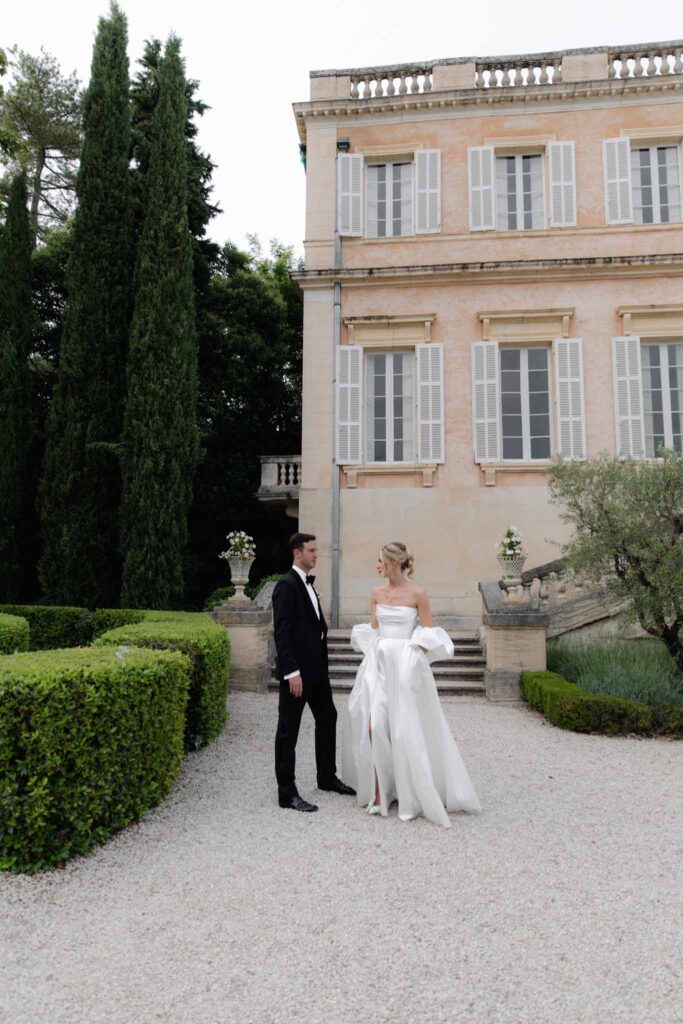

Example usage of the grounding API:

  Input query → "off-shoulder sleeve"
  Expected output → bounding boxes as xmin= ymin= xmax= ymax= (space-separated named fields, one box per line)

xmin=409 ymin=625 xmax=454 ymax=664
xmin=350 ymin=623 xmax=379 ymax=655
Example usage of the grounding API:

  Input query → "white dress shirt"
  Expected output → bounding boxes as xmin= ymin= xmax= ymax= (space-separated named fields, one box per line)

xmin=284 ymin=565 xmax=322 ymax=680
xmin=292 ymin=564 xmax=320 ymax=618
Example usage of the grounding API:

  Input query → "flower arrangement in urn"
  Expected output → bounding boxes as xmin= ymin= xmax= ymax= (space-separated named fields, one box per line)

xmin=495 ymin=525 xmax=527 ymax=583
xmin=219 ymin=531 xmax=256 ymax=602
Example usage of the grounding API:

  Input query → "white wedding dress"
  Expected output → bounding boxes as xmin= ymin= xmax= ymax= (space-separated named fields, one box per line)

xmin=341 ymin=605 xmax=481 ymax=828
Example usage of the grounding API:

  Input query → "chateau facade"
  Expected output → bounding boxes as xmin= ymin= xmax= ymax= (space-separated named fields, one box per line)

xmin=263 ymin=41 xmax=683 ymax=626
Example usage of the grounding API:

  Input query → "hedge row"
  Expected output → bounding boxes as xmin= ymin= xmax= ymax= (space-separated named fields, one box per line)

xmin=521 ymin=671 xmax=683 ymax=736
xmin=0 ymin=614 xmax=30 ymax=655
xmin=1 ymin=607 xmax=230 ymax=872
xmin=0 ymin=605 xmax=147 ymax=650
xmin=0 ymin=606 xmax=229 ymax=752
xmin=0 ymin=646 xmax=189 ymax=874
xmin=0 ymin=604 xmax=93 ymax=650
xmin=96 ymin=611 xmax=230 ymax=751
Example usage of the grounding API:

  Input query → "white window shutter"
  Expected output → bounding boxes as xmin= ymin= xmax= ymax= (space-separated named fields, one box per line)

xmin=337 ymin=154 xmax=363 ymax=236
xmin=336 ymin=346 xmax=362 ymax=464
xmin=553 ymin=338 xmax=586 ymax=460
xmin=603 ymin=138 xmax=633 ymax=225
xmin=468 ymin=147 xmax=495 ymax=231
xmin=612 ymin=336 xmax=645 ymax=458
xmin=415 ymin=150 xmax=441 ymax=233
xmin=416 ymin=343 xmax=445 ymax=463
xmin=549 ymin=142 xmax=577 ymax=227
xmin=471 ymin=342 xmax=500 ymax=462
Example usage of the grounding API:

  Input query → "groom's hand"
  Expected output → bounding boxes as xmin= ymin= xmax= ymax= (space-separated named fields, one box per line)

xmin=289 ymin=673 xmax=303 ymax=698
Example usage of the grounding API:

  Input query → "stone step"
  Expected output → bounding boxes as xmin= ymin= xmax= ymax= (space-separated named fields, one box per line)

xmin=326 ymin=651 xmax=485 ymax=666
xmin=327 ymin=639 xmax=482 ymax=650
xmin=269 ymin=678 xmax=485 ymax=696
xmin=327 ymin=630 xmax=480 ymax=645
xmin=321 ymin=663 xmax=483 ymax=678
xmin=271 ymin=628 xmax=486 ymax=696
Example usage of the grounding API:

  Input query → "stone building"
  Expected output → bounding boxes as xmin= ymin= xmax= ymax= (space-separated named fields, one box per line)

xmin=258 ymin=41 xmax=683 ymax=627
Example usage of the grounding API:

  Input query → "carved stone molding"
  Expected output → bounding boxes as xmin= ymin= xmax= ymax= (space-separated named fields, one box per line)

xmin=618 ymin=303 xmax=683 ymax=337
xmin=478 ymin=308 xmax=574 ymax=341
xmin=343 ymin=464 xmax=437 ymax=487
xmin=344 ymin=314 xmax=435 ymax=346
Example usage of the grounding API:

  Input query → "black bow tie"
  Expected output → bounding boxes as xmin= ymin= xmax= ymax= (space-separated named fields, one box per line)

xmin=305 ymin=575 xmax=315 ymax=586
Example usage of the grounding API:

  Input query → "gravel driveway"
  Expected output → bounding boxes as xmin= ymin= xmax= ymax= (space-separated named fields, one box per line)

xmin=1 ymin=693 xmax=680 ymax=1024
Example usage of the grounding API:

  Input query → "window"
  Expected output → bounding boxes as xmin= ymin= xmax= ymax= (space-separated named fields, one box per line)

xmin=641 ymin=342 xmax=683 ymax=455
xmin=366 ymin=163 xmax=413 ymax=237
xmin=472 ymin=337 xmax=585 ymax=464
xmin=631 ymin=146 xmax=682 ymax=224
xmin=366 ymin=351 xmax=414 ymax=461
xmin=604 ymin=138 xmax=683 ymax=225
xmin=336 ymin=342 xmax=444 ymax=466
xmin=500 ymin=348 xmax=552 ymax=459
xmin=337 ymin=151 xmax=441 ymax=237
xmin=495 ymin=154 xmax=545 ymax=231
xmin=469 ymin=143 xmax=575 ymax=231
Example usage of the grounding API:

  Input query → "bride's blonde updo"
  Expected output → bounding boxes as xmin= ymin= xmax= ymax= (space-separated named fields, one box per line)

xmin=381 ymin=541 xmax=415 ymax=578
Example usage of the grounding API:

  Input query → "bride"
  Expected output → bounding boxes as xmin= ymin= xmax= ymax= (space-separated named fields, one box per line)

xmin=341 ymin=541 xmax=481 ymax=828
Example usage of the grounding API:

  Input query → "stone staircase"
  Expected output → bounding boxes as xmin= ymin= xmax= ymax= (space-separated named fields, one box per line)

xmin=269 ymin=628 xmax=486 ymax=695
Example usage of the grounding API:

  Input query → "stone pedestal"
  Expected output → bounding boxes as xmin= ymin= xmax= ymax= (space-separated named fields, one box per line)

xmin=210 ymin=603 xmax=273 ymax=693
xmin=479 ymin=581 xmax=549 ymax=702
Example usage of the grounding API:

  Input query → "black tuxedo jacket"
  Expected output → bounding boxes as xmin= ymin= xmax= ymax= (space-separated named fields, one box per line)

xmin=272 ymin=568 xmax=329 ymax=686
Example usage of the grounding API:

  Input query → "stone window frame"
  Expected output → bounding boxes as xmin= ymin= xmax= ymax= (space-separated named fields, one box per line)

xmin=341 ymin=314 xmax=439 ymax=487
xmin=476 ymin=307 xmax=576 ymax=485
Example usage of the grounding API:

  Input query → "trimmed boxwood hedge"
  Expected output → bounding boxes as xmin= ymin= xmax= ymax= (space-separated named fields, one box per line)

xmin=0 ymin=614 xmax=30 ymax=655
xmin=521 ymin=671 xmax=683 ymax=736
xmin=95 ymin=611 xmax=230 ymax=751
xmin=0 ymin=646 xmax=189 ymax=874
xmin=0 ymin=604 xmax=92 ymax=650
xmin=90 ymin=608 xmax=146 ymax=638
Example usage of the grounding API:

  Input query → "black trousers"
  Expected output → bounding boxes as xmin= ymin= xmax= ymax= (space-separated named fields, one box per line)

xmin=275 ymin=677 xmax=338 ymax=801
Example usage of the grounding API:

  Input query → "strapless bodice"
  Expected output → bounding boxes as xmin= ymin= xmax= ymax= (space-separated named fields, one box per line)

xmin=376 ymin=604 xmax=418 ymax=640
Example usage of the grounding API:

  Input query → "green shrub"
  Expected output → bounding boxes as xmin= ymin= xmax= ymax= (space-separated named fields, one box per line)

xmin=547 ymin=637 xmax=683 ymax=708
xmin=0 ymin=604 xmax=92 ymax=650
xmin=0 ymin=646 xmax=189 ymax=874
xmin=521 ymin=671 xmax=683 ymax=736
xmin=90 ymin=608 xmax=146 ymax=638
xmin=95 ymin=611 xmax=229 ymax=750
xmin=203 ymin=573 xmax=281 ymax=610
xmin=203 ymin=586 xmax=233 ymax=610
xmin=0 ymin=614 xmax=30 ymax=655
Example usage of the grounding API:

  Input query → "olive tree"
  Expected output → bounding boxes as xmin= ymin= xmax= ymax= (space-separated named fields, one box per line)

xmin=547 ymin=450 xmax=683 ymax=674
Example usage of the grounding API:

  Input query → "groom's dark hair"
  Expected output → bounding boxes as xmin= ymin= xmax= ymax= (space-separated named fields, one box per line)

xmin=289 ymin=532 xmax=316 ymax=556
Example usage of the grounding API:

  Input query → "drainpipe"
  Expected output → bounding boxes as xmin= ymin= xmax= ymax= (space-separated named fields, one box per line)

xmin=331 ymin=274 xmax=341 ymax=628
xmin=331 ymin=138 xmax=349 ymax=627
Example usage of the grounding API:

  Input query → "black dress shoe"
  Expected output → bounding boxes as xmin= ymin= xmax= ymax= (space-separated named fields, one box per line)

xmin=318 ymin=777 xmax=356 ymax=796
xmin=279 ymin=795 xmax=318 ymax=812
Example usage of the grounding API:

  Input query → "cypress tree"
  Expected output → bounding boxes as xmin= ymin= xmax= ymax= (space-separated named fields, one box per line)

xmin=120 ymin=37 xmax=199 ymax=608
xmin=39 ymin=3 xmax=133 ymax=606
xmin=0 ymin=171 xmax=33 ymax=599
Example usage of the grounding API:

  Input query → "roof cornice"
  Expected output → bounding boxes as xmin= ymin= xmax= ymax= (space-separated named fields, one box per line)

xmin=295 ymin=75 xmax=683 ymax=143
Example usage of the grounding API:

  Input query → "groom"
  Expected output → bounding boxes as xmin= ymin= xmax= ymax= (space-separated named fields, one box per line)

xmin=273 ymin=532 xmax=355 ymax=812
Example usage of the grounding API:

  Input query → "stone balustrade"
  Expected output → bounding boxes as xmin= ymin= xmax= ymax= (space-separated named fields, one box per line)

xmin=256 ymin=456 xmax=301 ymax=517
xmin=475 ymin=56 xmax=562 ymax=88
xmin=308 ymin=40 xmax=683 ymax=101
xmin=349 ymin=65 xmax=433 ymax=99
xmin=609 ymin=44 xmax=683 ymax=79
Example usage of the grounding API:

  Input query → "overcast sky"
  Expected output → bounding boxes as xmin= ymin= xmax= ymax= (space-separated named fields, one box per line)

xmin=3 ymin=0 xmax=681 ymax=255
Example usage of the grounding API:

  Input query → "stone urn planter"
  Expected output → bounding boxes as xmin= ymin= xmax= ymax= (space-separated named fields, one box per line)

xmin=497 ymin=552 xmax=527 ymax=587
xmin=226 ymin=555 xmax=254 ymax=603
xmin=218 ymin=531 xmax=256 ymax=604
